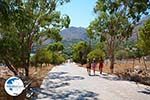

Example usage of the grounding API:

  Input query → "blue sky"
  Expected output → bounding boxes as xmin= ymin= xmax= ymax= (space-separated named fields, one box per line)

xmin=58 ymin=0 xmax=97 ymax=28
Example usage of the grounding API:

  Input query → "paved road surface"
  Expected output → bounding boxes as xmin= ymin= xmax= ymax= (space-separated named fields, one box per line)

xmin=36 ymin=63 xmax=150 ymax=100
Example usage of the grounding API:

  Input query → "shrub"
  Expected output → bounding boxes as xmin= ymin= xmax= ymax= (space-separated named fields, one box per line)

xmin=87 ymin=49 xmax=105 ymax=61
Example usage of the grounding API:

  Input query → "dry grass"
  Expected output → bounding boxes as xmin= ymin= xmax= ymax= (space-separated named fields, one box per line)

xmin=0 ymin=64 xmax=53 ymax=99
xmin=81 ymin=59 xmax=150 ymax=85
xmin=29 ymin=65 xmax=54 ymax=88
xmin=0 ymin=64 xmax=53 ymax=89
xmin=81 ymin=59 xmax=150 ymax=73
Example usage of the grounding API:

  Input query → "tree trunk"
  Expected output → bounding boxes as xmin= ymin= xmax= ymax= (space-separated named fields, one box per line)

xmin=25 ymin=66 xmax=29 ymax=76
xmin=24 ymin=42 xmax=31 ymax=77
xmin=4 ymin=60 xmax=18 ymax=76
xmin=110 ymin=54 xmax=115 ymax=73
xmin=143 ymin=57 xmax=147 ymax=71
xmin=108 ymin=36 xmax=115 ymax=74
xmin=24 ymin=32 xmax=32 ymax=77
xmin=24 ymin=59 xmax=29 ymax=77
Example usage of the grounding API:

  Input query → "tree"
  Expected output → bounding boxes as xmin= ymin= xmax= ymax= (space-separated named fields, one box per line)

xmin=137 ymin=19 xmax=150 ymax=55
xmin=87 ymin=49 xmax=105 ymax=61
xmin=94 ymin=8 xmax=133 ymax=73
xmin=91 ymin=0 xmax=150 ymax=73
xmin=86 ymin=21 xmax=95 ymax=51
xmin=48 ymin=42 xmax=64 ymax=52
xmin=72 ymin=41 xmax=89 ymax=64
xmin=115 ymin=50 xmax=128 ymax=60
xmin=35 ymin=48 xmax=51 ymax=66
xmin=137 ymin=19 xmax=150 ymax=70
xmin=49 ymin=53 xmax=65 ymax=65
xmin=0 ymin=32 xmax=20 ymax=75
xmin=47 ymin=42 xmax=65 ymax=64
xmin=0 ymin=0 xmax=70 ymax=76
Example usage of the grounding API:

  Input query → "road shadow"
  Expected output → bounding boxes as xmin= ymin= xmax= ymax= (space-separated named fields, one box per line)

xmin=100 ymin=74 xmax=120 ymax=81
xmin=44 ymin=80 xmax=70 ymax=89
xmin=35 ymin=88 xmax=99 ymax=100
xmin=47 ymin=72 xmax=85 ymax=81
xmin=41 ymin=72 xmax=84 ymax=89
xmin=138 ymin=88 xmax=150 ymax=95
xmin=89 ymin=74 xmax=99 ymax=77
xmin=34 ymin=72 xmax=99 ymax=99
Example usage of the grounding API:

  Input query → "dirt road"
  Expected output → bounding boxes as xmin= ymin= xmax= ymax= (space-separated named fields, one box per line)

xmin=36 ymin=63 xmax=150 ymax=100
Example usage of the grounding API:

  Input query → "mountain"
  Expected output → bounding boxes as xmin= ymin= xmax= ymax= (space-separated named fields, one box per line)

xmin=60 ymin=26 xmax=88 ymax=56
xmin=61 ymin=26 xmax=88 ymax=41
xmin=130 ymin=15 xmax=150 ymax=41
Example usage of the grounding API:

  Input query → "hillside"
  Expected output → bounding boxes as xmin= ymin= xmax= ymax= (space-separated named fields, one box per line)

xmin=130 ymin=15 xmax=150 ymax=41
xmin=61 ymin=26 xmax=88 ymax=41
xmin=60 ymin=26 xmax=88 ymax=57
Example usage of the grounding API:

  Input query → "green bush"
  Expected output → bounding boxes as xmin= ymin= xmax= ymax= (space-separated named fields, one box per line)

xmin=30 ymin=48 xmax=66 ymax=66
xmin=30 ymin=54 xmax=36 ymax=66
xmin=115 ymin=50 xmax=128 ymax=60
xmin=87 ymin=49 xmax=105 ymax=61
xmin=50 ymin=53 xmax=65 ymax=65
xmin=72 ymin=41 xmax=89 ymax=64
xmin=35 ymin=48 xmax=51 ymax=64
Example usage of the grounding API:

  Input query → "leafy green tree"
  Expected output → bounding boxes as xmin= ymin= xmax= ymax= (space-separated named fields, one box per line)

xmin=94 ymin=8 xmax=133 ymax=73
xmin=35 ymin=48 xmax=51 ymax=66
xmin=137 ymin=19 xmax=150 ymax=55
xmin=47 ymin=42 xmax=65 ymax=64
xmin=48 ymin=42 xmax=64 ymax=52
xmin=0 ymin=0 xmax=9 ymax=25
xmin=91 ymin=0 xmax=150 ymax=73
xmin=0 ymin=32 xmax=20 ymax=75
xmin=86 ymin=21 xmax=95 ymax=50
xmin=0 ymin=0 xmax=70 ymax=76
xmin=94 ymin=0 xmax=150 ymax=24
xmin=87 ymin=49 xmax=105 ymax=61
xmin=30 ymin=55 xmax=36 ymax=67
xmin=115 ymin=50 xmax=128 ymax=60
xmin=49 ymin=53 xmax=65 ymax=65
xmin=72 ymin=41 xmax=89 ymax=64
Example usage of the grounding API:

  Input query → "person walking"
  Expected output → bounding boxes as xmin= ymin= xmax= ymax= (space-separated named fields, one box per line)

xmin=86 ymin=59 xmax=91 ymax=76
xmin=99 ymin=57 xmax=104 ymax=74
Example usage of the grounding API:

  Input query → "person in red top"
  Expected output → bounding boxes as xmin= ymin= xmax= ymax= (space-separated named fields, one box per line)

xmin=99 ymin=57 xmax=104 ymax=74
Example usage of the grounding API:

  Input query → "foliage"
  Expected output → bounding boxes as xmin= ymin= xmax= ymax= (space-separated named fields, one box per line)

xmin=94 ymin=0 xmax=150 ymax=24
xmin=0 ymin=32 xmax=20 ymax=66
xmin=86 ymin=22 xmax=95 ymax=39
xmin=137 ymin=19 xmax=150 ymax=55
xmin=87 ymin=49 xmax=105 ymax=61
xmin=48 ymin=42 xmax=64 ymax=52
xmin=47 ymin=42 xmax=65 ymax=65
xmin=93 ymin=1 xmax=133 ymax=73
xmin=30 ymin=54 xmax=36 ymax=66
xmin=115 ymin=50 xmax=128 ymax=60
xmin=50 ymin=53 xmax=65 ymax=65
xmin=0 ymin=0 xmax=70 ymax=76
xmin=35 ymin=48 xmax=51 ymax=65
xmin=72 ymin=41 xmax=89 ymax=64
xmin=89 ymin=0 xmax=150 ymax=73
xmin=30 ymin=47 xmax=65 ymax=66
xmin=0 ymin=32 xmax=20 ymax=75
